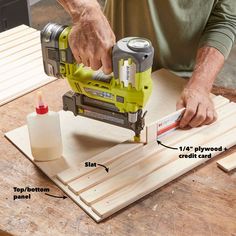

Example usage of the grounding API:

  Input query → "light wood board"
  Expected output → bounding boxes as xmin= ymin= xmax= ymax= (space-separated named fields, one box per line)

xmin=5 ymin=69 xmax=236 ymax=222
xmin=217 ymin=152 xmax=236 ymax=172
xmin=0 ymin=25 xmax=57 ymax=106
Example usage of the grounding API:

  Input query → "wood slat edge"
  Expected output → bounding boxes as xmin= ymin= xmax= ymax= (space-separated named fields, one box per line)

xmin=0 ymin=51 xmax=42 ymax=74
xmin=0 ymin=36 xmax=40 ymax=60
xmin=91 ymin=128 xmax=236 ymax=219
xmin=79 ymin=105 xmax=236 ymax=205
xmin=0 ymin=27 xmax=37 ymax=46
xmin=217 ymin=152 xmax=236 ymax=172
xmin=0 ymin=25 xmax=29 ymax=40
xmin=0 ymin=44 xmax=41 ymax=67
xmin=56 ymin=142 xmax=143 ymax=184
xmin=62 ymin=101 xmax=236 ymax=193
xmin=0 ymin=75 xmax=55 ymax=106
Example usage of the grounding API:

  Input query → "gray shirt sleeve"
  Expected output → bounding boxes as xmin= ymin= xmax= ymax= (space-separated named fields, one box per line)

xmin=199 ymin=0 xmax=236 ymax=58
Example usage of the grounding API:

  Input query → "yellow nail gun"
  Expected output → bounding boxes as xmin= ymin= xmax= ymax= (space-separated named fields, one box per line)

xmin=41 ymin=23 xmax=154 ymax=141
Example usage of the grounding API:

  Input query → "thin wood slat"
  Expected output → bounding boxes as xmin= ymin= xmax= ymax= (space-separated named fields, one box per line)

xmin=212 ymin=95 xmax=230 ymax=107
xmin=0 ymin=73 xmax=49 ymax=103
xmin=0 ymin=62 xmax=44 ymax=92
xmin=68 ymin=100 xmax=236 ymax=195
xmin=56 ymin=142 xmax=143 ymax=184
xmin=0 ymin=27 xmax=36 ymax=46
xmin=0 ymin=36 xmax=40 ymax=60
xmin=0 ymin=58 xmax=43 ymax=83
xmin=80 ymin=106 xmax=236 ymax=205
xmin=217 ymin=153 xmax=236 ymax=172
xmin=91 ymin=128 xmax=236 ymax=218
xmin=57 ymin=96 xmax=231 ymax=184
xmin=0 ymin=25 xmax=29 ymax=40
xmin=0 ymin=44 xmax=41 ymax=67
xmin=0 ymin=51 xmax=42 ymax=74
xmin=0 ymin=25 xmax=54 ymax=106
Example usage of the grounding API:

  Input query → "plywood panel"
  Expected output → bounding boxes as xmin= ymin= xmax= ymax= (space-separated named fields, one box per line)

xmin=0 ymin=25 xmax=56 ymax=106
xmin=91 ymin=128 xmax=236 ymax=218
xmin=57 ymin=141 xmax=143 ymax=184
xmin=5 ymin=69 xmax=234 ymax=222
xmin=60 ymin=99 xmax=231 ymax=186
xmin=68 ymin=142 xmax=158 ymax=194
xmin=80 ymin=107 xmax=236 ymax=205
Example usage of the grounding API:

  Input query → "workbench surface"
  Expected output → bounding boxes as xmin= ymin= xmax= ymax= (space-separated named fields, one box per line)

xmin=1 ymin=77 xmax=236 ymax=236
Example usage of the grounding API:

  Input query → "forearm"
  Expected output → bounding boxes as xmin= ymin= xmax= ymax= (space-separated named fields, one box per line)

xmin=186 ymin=46 xmax=225 ymax=93
xmin=57 ymin=0 xmax=101 ymax=21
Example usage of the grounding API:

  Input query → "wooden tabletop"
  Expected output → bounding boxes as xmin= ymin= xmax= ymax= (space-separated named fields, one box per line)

xmin=1 ymin=78 xmax=236 ymax=236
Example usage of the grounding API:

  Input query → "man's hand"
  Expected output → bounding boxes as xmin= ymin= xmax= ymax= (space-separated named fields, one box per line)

xmin=177 ymin=87 xmax=217 ymax=128
xmin=58 ymin=0 xmax=116 ymax=74
xmin=176 ymin=46 xmax=224 ymax=129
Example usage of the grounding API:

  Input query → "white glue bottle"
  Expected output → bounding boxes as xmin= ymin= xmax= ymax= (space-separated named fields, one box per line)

xmin=27 ymin=92 xmax=63 ymax=161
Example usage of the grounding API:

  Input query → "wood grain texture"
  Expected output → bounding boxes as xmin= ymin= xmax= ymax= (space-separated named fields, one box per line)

xmin=0 ymin=24 xmax=29 ymax=40
xmin=57 ymin=141 xmax=143 ymax=184
xmin=0 ymin=51 xmax=42 ymax=74
xmin=76 ymin=99 xmax=235 ymax=201
xmin=217 ymin=152 xmax=236 ymax=172
xmin=91 ymin=128 xmax=236 ymax=218
xmin=0 ymin=25 xmax=56 ymax=106
xmin=69 ymin=97 xmax=232 ymax=195
xmin=68 ymin=142 xmax=158 ymax=194
xmin=80 ymin=106 xmax=236 ymax=205
xmin=4 ymin=69 xmax=188 ymax=222
xmin=0 ymin=28 xmax=37 ymax=49
xmin=4 ymin=69 xmax=236 ymax=223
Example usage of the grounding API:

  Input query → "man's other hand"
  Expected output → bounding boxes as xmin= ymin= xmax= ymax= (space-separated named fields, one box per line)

xmin=68 ymin=3 xmax=116 ymax=74
xmin=176 ymin=87 xmax=217 ymax=128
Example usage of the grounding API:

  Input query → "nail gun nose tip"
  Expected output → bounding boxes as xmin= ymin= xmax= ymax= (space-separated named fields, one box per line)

xmin=133 ymin=135 xmax=141 ymax=142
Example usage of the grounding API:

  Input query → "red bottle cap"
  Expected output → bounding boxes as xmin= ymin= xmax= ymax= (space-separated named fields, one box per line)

xmin=36 ymin=91 xmax=49 ymax=115
xmin=36 ymin=104 xmax=48 ymax=115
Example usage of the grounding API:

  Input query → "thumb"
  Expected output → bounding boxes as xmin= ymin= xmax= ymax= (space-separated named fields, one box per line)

xmin=176 ymin=99 xmax=185 ymax=110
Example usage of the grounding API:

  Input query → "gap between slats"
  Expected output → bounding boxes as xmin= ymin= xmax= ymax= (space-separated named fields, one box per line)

xmin=56 ymin=95 xmax=229 ymax=185
xmin=91 ymin=127 xmax=236 ymax=218
xmin=0 ymin=27 xmax=36 ymax=46
xmin=67 ymin=100 xmax=234 ymax=195
xmin=0 ymin=36 xmax=40 ymax=60
xmin=0 ymin=44 xmax=41 ymax=67
xmin=79 ymin=103 xmax=236 ymax=205
xmin=0 ymin=51 xmax=42 ymax=74
xmin=0 ymin=58 xmax=43 ymax=84
xmin=0 ymin=25 xmax=29 ymax=40
xmin=56 ymin=142 xmax=144 ymax=185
